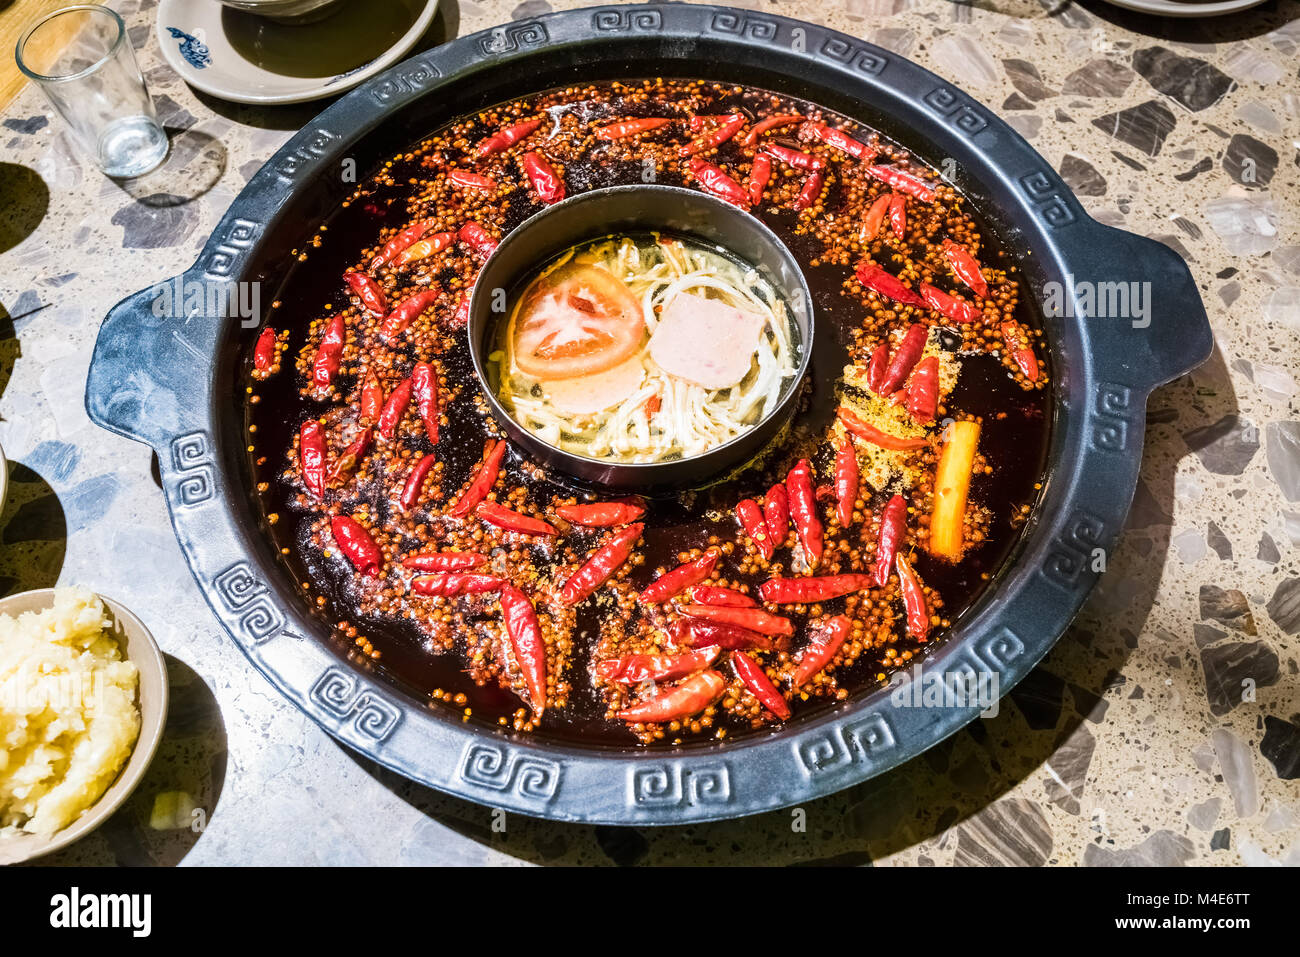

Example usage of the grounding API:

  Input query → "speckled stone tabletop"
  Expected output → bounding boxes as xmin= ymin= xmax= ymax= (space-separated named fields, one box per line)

xmin=2 ymin=0 xmax=1298 ymax=866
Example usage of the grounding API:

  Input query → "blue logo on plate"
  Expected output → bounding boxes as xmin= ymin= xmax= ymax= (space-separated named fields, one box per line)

xmin=167 ymin=28 xmax=211 ymax=70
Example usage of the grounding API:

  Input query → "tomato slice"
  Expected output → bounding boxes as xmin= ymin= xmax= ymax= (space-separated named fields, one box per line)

xmin=512 ymin=264 xmax=645 ymax=379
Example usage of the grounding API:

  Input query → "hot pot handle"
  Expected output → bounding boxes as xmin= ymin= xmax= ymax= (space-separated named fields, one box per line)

xmin=85 ymin=275 xmax=209 ymax=450
xmin=1068 ymin=225 xmax=1213 ymax=394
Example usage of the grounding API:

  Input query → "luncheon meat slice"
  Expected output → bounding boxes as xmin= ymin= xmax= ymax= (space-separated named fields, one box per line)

xmin=543 ymin=355 xmax=645 ymax=414
xmin=648 ymin=291 xmax=766 ymax=390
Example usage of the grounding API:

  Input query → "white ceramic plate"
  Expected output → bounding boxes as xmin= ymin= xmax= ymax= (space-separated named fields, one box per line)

xmin=1098 ymin=0 xmax=1268 ymax=17
xmin=155 ymin=0 xmax=439 ymax=105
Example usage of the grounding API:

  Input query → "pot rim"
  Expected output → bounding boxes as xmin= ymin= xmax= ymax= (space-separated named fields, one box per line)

xmin=85 ymin=3 xmax=1211 ymax=824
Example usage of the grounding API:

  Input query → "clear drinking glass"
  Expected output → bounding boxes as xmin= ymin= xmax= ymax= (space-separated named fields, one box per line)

xmin=15 ymin=5 xmax=168 ymax=178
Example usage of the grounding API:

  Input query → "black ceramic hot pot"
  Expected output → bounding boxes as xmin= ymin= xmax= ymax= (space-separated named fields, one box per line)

xmin=86 ymin=4 xmax=1211 ymax=824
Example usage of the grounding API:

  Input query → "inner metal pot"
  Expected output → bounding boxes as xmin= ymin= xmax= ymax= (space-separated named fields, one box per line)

xmin=468 ymin=184 xmax=815 ymax=492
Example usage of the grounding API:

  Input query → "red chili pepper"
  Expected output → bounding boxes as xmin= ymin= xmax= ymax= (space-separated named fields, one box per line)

xmin=763 ymin=484 xmax=789 ymax=551
xmin=758 ymin=574 xmax=873 ymax=604
xmin=554 ymin=501 xmax=645 ymax=527
xmin=459 ymin=221 xmax=499 ymax=258
xmin=865 ymin=165 xmax=935 ymax=202
xmin=498 ymin=584 xmax=548 ymax=714
xmin=371 ymin=218 xmax=434 ymax=270
xmin=791 ymin=615 xmax=852 ymax=688
xmin=558 ymin=523 xmax=644 ymax=605
xmin=838 ymin=408 xmax=930 ymax=452
xmin=299 ymin=420 xmax=326 ymax=499
xmin=378 ymin=289 xmax=440 ymax=342
xmin=359 ymin=375 xmax=384 ymax=423
xmin=331 ymin=516 xmax=382 ymax=577
xmin=1001 ymin=321 xmax=1040 ymax=382
xmin=687 ymin=159 xmax=749 ymax=207
xmin=411 ymin=572 xmax=504 ymax=597
xmin=864 ymin=343 xmax=890 ymax=396
xmin=679 ymin=603 xmax=794 ymax=637
xmin=615 ymin=670 xmax=725 ymax=723
xmin=675 ymin=618 xmax=775 ymax=653
xmin=398 ymin=452 xmax=437 ymax=511
xmin=253 ymin=327 xmax=276 ymax=372
xmin=402 ymin=551 xmax=487 ymax=572
xmin=690 ymin=585 xmax=756 ymax=607
xmin=411 ymin=362 xmax=439 ymax=443
xmin=476 ymin=117 xmax=542 ymax=157
xmin=377 ymin=377 xmax=412 ymax=439
xmin=920 ymin=282 xmax=980 ymax=324
xmin=740 ymin=112 xmax=803 ymax=146
xmin=888 ymin=193 xmax=907 ymax=239
xmin=792 ymin=170 xmax=824 ymax=210
xmin=520 ymin=151 xmax=565 ymax=204
xmin=680 ymin=112 xmax=745 ymax=156
xmin=747 ymin=152 xmax=771 ymax=207
xmin=449 ymin=439 xmax=507 ymax=517
xmin=452 ymin=292 xmax=471 ymax=326
xmin=343 ymin=271 xmax=387 ymax=316
xmin=874 ymin=494 xmax=908 ymax=587
xmin=736 ymin=498 xmax=773 ymax=560
xmin=448 ymin=169 xmax=497 ymax=192
xmin=877 ymin=323 xmax=928 ymax=393
xmin=855 ymin=262 xmax=925 ymax=308
xmin=731 ymin=652 xmax=791 ymax=720
xmin=896 ymin=554 xmax=930 ymax=639
xmin=802 ymin=122 xmax=874 ymax=161
xmin=943 ymin=239 xmax=989 ymax=298
xmin=594 ymin=117 xmax=673 ymax=140
xmin=834 ymin=436 xmax=859 ymax=528
xmin=862 ymin=192 xmax=892 ymax=242
xmin=595 ymin=646 xmax=720 ymax=685
xmin=328 ymin=427 xmax=371 ymax=483
xmin=477 ymin=500 xmax=557 ymax=537
xmin=638 ymin=551 xmax=719 ymax=604
xmin=312 ymin=314 xmax=345 ymax=390
xmin=763 ymin=143 xmax=826 ymax=171
xmin=785 ymin=459 xmax=824 ymax=570
xmin=393 ymin=230 xmax=457 ymax=269
xmin=904 ymin=356 xmax=940 ymax=424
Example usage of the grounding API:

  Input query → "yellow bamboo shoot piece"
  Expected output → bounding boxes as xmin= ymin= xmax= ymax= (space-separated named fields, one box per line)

xmin=929 ymin=420 xmax=980 ymax=561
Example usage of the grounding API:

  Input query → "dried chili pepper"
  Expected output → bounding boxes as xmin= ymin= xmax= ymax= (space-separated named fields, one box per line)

xmin=802 ymin=122 xmax=873 ymax=161
xmin=942 ymin=239 xmax=989 ymax=298
xmin=690 ymin=585 xmax=756 ymax=607
xmin=674 ymin=618 xmax=775 ymax=653
xmin=558 ymin=523 xmax=644 ymax=605
xmin=253 ymin=326 xmax=276 ymax=372
xmin=763 ymin=484 xmax=789 ymax=551
xmin=394 ymin=230 xmax=457 ymax=269
xmin=615 ymin=670 xmax=725 ymax=723
xmin=792 ymin=170 xmax=824 ymax=210
xmin=370 ymin=218 xmax=434 ymax=270
xmin=888 ymin=192 xmax=907 ymax=239
xmin=459 ymin=221 xmax=499 ymax=258
xmin=594 ymin=117 xmax=672 ymax=140
xmin=736 ymin=498 xmax=773 ymax=559
xmin=521 ymin=150 xmax=565 ymax=204
xmin=448 ymin=169 xmax=497 ymax=192
xmin=312 ymin=314 xmax=345 ymax=390
xmin=877 ymin=323 xmax=928 ymax=393
xmin=331 ymin=516 xmax=382 ymax=577
xmin=865 ymin=164 xmax=935 ymax=202
xmin=399 ymin=452 xmax=437 ymax=511
xmin=896 ymin=553 xmax=930 ymax=639
xmin=554 ymin=500 xmax=645 ymax=527
xmin=638 ymin=551 xmax=719 ymax=604
xmin=865 ymin=340 xmax=890 ymax=393
xmin=449 ymin=439 xmax=507 ymax=517
xmin=343 ymin=271 xmax=387 ymax=316
xmin=740 ymin=112 xmax=803 ymax=146
xmin=838 ymin=408 xmax=929 ymax=452
xmin=758 ymin=574 xmax=873 ymax=604
xmin=452 ymin=292 xmax=472 ymax=326
xmin=476 ymin=116 xmax=542 ymax=157
xmin=679 ymin=603 xmax=794 ymax=637
xmin=1001 ymin=321 xmax=1039 ymax=382
xmin=920 ymin=282 xmax=980 ymax=324
xmin=498 ymin=584 xmax=548 ymax=714
xmin=834 ymin=435 xmax=859 ymax=528
xmin=790 ymin=615 xmax=852 ymax=688
xmin=785 ymin=458 xmax=823 ymax=570
xmin=903 ymin=355 xmax=939 ymax=424
xmin=687 ymin=158 xmax=749 ymax=207
xmin=359 ymin=375 xmax=384 ymax=423
xmin=747 ymin=152 xmax=771 ymax=207
xmin=299 ymin=420 xmax=326 ymax=500
xmin=411 ymin=362 xmax=439 ymax=443
xmin=874 ymin=494 xmax=907 ymax=588
xmin=731 ymin=652 xmax=791 ymax=720
xmin=328 ymin=427 xmax=371 ymax=483
xmin=378 ymin=288 xmax=440 ymax=342
xmin=377 ymin=377 xmax=412 ymax=439
xmin=680 ymin=112 xmax=745 ymax=156
xmin=411 ymin=572 xmax=505 ymax=597
xmin=402 ymin=551 xmax=487 ymax=572
xmin=476 ymin=500 xmax=557 ymax=536
xmin=763 ymin=143 xmax=826 ymax=171
xmin=855 ymin=262 xmax=925 ymax=308
xmin=596 ymin=646 xmax=719 ymax=685
xmin=861 ymin=192 xmax=891 ymax=242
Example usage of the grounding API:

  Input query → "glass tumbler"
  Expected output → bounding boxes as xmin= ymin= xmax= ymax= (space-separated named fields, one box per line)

xmin=15 ymin=4 xmax=168 ymax=178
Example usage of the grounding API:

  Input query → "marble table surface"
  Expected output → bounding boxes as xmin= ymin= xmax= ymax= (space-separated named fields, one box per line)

xmin=2 ymin=0 xmax=1298 ymax=866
